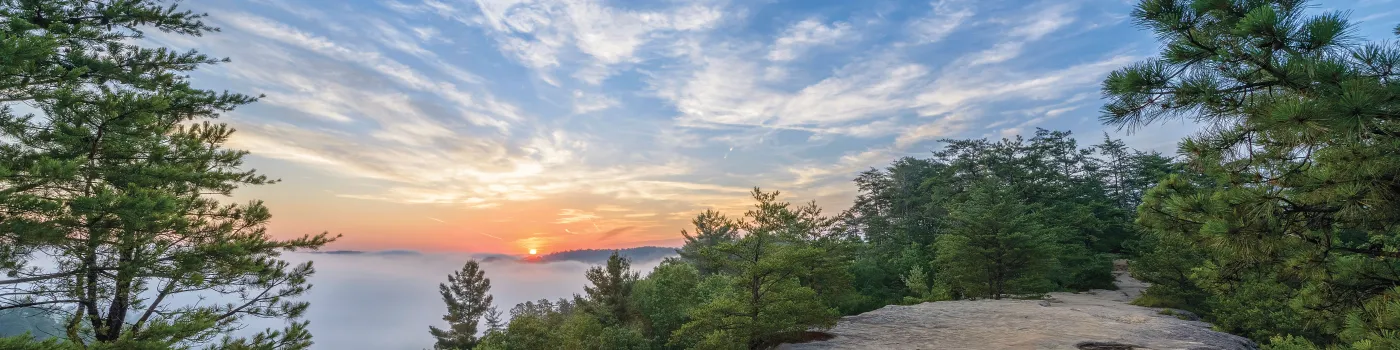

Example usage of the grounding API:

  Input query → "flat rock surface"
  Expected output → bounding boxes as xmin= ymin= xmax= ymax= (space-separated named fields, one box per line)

xmin=780 ymin=267 xmax=1257 ymax=350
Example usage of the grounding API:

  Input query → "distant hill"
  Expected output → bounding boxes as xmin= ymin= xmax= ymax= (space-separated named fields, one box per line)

xmin=538 ymin=246 xmax=679 ymax=264
xmin=306 ymin=247 xmax=677 ymax=264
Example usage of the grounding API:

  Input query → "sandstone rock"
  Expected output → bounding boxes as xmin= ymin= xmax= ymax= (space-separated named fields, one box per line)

xmin=1159 ymin=309 xmax=1201 ymax=321
xmin=779 ymin=271 xmax=1256 ymax=350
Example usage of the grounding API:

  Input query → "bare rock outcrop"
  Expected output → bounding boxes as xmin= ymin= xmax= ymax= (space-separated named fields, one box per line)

xmin=780 ymin=270 xmax=1256 ymax=350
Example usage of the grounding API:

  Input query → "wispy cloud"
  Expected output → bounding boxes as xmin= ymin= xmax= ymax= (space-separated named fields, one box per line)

xmin=768 ymin=19 xmax=857 ymax=61
xmin=908 ymin=0 xmax=975 ymax=44
xmin=598 ymin=226 xmax=637 ymax=240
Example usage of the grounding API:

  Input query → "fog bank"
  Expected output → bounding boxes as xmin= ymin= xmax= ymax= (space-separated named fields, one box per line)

xmin=237 ymin=252 xmax=669 ymax=350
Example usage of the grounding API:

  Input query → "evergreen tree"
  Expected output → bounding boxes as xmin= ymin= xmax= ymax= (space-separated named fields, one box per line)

xmin=0 ymin=1 xmax=336 ymax=348
xmin=933 ymin=182 xmax=1054 ymax=299
xmin=483 ymin=307 xmax=504 ymax=333
xmin=678 ymin=210 xmax=739 ymax=276
xmin=898 ymin=265 xmax=948 ymax=304
xmin=583 ymin=252 xmax=639 ymax=326
xmin=1103 ymin=0 xmax=1400 ymax=347
xmin=673 ymin=189 xmax=839 ymax=349
xmin=842 ymin=158 xmax=944 ymax=310
xmin=430 ymin=260 xmax=495 ymax=350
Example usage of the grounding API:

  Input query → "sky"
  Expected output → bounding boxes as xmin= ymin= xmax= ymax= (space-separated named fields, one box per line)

xmin=150 ymin=0 xmax=1400 ymax=254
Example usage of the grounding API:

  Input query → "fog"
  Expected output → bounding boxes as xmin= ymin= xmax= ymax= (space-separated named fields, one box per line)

xmin=233 ymin=252 xmax=668 ymax=350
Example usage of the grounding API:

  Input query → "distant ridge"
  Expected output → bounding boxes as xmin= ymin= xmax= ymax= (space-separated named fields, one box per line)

xmin=312 ymin=250 xmax=422 ymax=256
xmin=538 ymin=246 xmax=678 ymax=264
xmin=306 ymin=248 xmax=676 ymax=264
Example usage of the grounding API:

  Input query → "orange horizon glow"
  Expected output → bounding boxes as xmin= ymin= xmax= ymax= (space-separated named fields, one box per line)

xmin=529 ymin=248 xmax=538 ymax=255
xmin=235 ymin=163 xmax=855 ymax=254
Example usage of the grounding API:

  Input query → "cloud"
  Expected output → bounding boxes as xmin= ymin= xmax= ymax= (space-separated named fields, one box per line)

xmin=907 ymin=0 xmax=975 ymax=44
xmin=556 ymin=209 xmax=601 ymax=224
xmin=964 ymin=4 xmax=1077 ymax=66
xmin=572 ymin=90 xmax=618 ymax=114
xmin=655 ymin=52 xmax=933 ymax=135
xmin=445 ymin=0 xmax=725 ymax=84
xmin=767 ymin=19 xmax=856 ymax=61
xmin=598 ymin=226 xmax=637 ymax=240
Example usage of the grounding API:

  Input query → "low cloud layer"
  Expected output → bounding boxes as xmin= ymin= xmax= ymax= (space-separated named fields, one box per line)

xmin=234 ymin=252 xmax=667 ymax=350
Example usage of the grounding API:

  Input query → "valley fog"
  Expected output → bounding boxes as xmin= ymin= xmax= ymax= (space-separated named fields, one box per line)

xmin=234 ymin=252 xmax=669 ymax=350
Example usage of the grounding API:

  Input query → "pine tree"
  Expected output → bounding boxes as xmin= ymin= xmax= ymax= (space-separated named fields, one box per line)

xmin=672 ymin=189 xmax=839 ymax=349
xmin=484 ymin=307 xmax=504 ymax=333
xmin=1103 ymin=0 xmax=1400 ymax=346
xmin=430 ymin=260 xmax=495 ymax=350
xmin=1095 ymin=134 xmax=1135 ymax=211
xmin=898 ymin=265 xmax=948 ymax=303
xmin=583 ymin=252 xmax=639 ymax=326
xmin=677 ymin=210 xmax=738 ymax=276
xmin=0 ymin=1 xmax=336 ymax=348
xmin=933 ymin=182 xmax=1054 ymax=300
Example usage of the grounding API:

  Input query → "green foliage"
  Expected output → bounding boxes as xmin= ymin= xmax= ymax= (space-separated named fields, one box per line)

xmin=1103 ymin=0 xmax=1400 ymax=347
xmin=476 ymin=310 xmax=560 ymax=350
xmin=0 ymin=1 xmax=335 ymax=348
xmin=1127 ymin=227 xmax=1210 ymax=311
xmin=677 ymin=211 xmax=739 ymax=276
xmin=0 ymin=334 xmax=70 ymax=350
xmin=933 ymin=183 xmax=1056 ymax=299
xmin=898 ymin=265 xmax=948 ymax=304
xmin=556 ymin=311 xmax=650 ymax=350
xmin=672 ymin=189 xmax=843 ymax=349
xmin=843 ymin=129 xmax=1170 ymax=306
xmin=633 ymin=259 xmax=703 ymax=349
xmin=584 ymin=252 xmax=640 ymax=326
xmin=429 ymin=260 xmax=495 ymax=350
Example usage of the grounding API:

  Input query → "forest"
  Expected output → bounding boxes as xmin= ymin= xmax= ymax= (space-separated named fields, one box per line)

xmin=2 ymin=0 xmax=1399 ymax=349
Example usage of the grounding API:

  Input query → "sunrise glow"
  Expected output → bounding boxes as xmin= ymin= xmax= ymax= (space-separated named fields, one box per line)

xmin=529 ymin=249 xmax=537 ymax=255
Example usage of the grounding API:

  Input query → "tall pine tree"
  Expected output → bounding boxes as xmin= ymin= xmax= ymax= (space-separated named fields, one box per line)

xmin=583 ymin=252 xmax=639 ymax=326
xmin=672 ymin=189 xmax=839 ymax=349
xmin=677 ymin=210 xmax=738 ymax=276
xmin=430 ymin=260 xmax=495 ymax=350
xmin=0 ymin=1 xmax=336 ymax=348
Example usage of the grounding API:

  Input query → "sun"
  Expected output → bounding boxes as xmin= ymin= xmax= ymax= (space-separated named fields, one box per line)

xmin=529 ymin=249 xmax=538 ymax=255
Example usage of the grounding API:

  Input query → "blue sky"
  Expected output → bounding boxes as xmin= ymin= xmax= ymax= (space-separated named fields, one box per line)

xmin=154 ymin=0 xmax=1400 ymax=253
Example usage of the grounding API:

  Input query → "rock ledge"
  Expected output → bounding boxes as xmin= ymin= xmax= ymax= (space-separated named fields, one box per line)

xmin=779 ymin=271 xmax=1256 ymax=350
